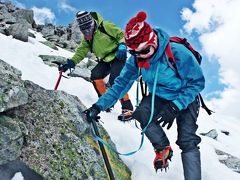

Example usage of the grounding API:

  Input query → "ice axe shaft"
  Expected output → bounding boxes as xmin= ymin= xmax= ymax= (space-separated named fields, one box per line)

xmin=91 ymin=118 xmax=115 ymax=180
xmin=54 ymin=70 xmax=63 ymax=90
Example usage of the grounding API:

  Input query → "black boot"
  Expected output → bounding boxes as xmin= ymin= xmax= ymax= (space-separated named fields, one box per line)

xmin=181 ymin=149 xmax=201 ymax=180
xmin=118 ymin=100 xmax=134 ymax=121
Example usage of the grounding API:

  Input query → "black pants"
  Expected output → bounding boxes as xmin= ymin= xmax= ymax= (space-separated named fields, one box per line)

xmin=90 ymin=58 xmax=133 ymax=110
xmin=132 ymin=94 xmax=201 ymax=152
xmin=90 ymin=57 xmax=125 ymax=86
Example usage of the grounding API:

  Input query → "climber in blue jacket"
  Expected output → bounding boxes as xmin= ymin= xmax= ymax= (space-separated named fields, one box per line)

xmin=85 ymin=11 xmax=204 ymax=179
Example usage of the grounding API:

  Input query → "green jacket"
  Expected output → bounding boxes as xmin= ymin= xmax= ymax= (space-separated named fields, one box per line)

xmin=72 ymin=12 xmax=124 ymax=64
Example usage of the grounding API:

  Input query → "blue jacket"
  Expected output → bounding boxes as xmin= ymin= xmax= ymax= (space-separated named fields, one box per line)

xmin=95 ymin=28 xmax=205 ymax=111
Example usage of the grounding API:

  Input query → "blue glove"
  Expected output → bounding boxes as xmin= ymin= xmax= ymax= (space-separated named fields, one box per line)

xmin=116 ymin=43 xmax=127 ymax=61
xmin=84 ymin=104 xmax=101 ymax=123
xmin=59 ymin=59 xmax=75 ymax=72
xmin=156 ymin=102 xmax=180 ymax=130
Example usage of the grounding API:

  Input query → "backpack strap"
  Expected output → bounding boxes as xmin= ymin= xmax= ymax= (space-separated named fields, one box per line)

xmin=165 ymin=39 xmax=213 ymax=115
xmin=170 ymin=37 xmax=202 ymax=64
xmin=165 ymin=42 xmax=177 ymax=71
xmin=86 ymin=12 xmax=118 ymax=60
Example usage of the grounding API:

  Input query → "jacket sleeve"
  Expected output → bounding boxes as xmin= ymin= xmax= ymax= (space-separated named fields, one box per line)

xmin=171 ymin=43 xmax=205 ymax=110
xmin=95 ymin=57 xmax=138 ymax=111
xmin=71 ymin=39 xmax=90 ymax=64
xmin=101 ymin=21 xmax=125 ymax=43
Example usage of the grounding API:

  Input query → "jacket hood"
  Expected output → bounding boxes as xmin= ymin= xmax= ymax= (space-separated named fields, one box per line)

xmin=150 ymin=28 xmax=170 ymax=63
xmin=90 ymin=12 xmax=103 ymax=27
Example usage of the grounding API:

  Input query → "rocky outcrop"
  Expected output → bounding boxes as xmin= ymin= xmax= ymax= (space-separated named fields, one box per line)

xmin=38 ymin=55 xmax=97 ymax=82
xmin=0 ymin=60 xmax=131 ymax=179
xmin=0 ymin=1 xmax=81 ymax=50
xmin=0 ymin=59 xmax=28 ymax=112
xmin=0 ymin=1 xmax=34 ymax=42
xmin=216 ymin=149 xmax=240 ymax=174
xmin=37 ymin=22 xmax=81 ymax=51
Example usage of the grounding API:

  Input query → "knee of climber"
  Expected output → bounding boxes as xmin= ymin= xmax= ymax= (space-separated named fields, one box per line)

xmin=176 ymin=139 xmax=201 ymax=153
xmin=132 ymin=107 xmax=151 ymax=128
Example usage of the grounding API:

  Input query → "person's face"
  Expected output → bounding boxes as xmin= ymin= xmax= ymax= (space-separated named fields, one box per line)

xmin=82 ymin=29 xmax=94 ymax=41
xmin=80 ymin=21 xmax=95 ymax=41
xmin=129 ymin=45 xmax=156 ymax=59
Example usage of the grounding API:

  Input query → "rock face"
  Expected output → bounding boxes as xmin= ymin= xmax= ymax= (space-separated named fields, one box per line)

xmin=0 ymin=59 xmax=28 ymax=112
xmin=0 ymin=60 xmax=131 ymax=179
xmin=0 ymin=1 xmax=81 ymax=51
xmin=216 ymin=149 xmax=240 ymax=174
xmin=0 ymin=1 xmax=34 ymax=42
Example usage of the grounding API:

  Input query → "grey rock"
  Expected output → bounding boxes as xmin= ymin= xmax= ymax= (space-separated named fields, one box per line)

xmin=12 ymin=9 xmax=34 ymax=27
xmin=28 ymin=31 xmax=36 ymax=38
xmin=39 ymin=41 xmax=58 ymax=50
xmin=41 ymin=24 xmax=55 ymax=37
xmin=38 ymin=55 xmax=67 ymax=66
xmin=0 ymin=160 xmax=43 ymax=180
xmin=0 ymin=116 xmax=23 ymax=165
xmin=70 ymin=21 xmax=81 ymax=43
xmin=6 ymin=21 xmax=28 ymax=42
xmin=0 ymin=59 xmax=28 ymax=112
xmin=0 ymin=60 xmax=131 ymax=179
xmin=221 ymin=130 xmax=230 ymax=136
xmin=216 ymin=149 xmax=240 ymax=173
xmin=200 ymin=129 xmax=218 ymax=140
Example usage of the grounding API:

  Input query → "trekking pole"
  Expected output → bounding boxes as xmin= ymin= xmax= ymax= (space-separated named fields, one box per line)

xmin=88 ymin=116 xmax=115 ymax=180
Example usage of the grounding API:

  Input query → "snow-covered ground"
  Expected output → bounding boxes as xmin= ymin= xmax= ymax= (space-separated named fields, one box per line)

xmin=1 ymin=31 xmax=240 ymax=180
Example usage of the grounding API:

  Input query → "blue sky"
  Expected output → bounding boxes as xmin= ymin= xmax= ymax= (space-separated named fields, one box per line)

xmin=8 ymin=0 xmax=226 ymax=99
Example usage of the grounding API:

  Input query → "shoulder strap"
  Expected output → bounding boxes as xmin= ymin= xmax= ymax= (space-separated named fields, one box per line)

xmin=170 ymin=37 xmax=202 ymax=64
xmin=165 ymin=39 xmax=213 ymax=115
xmin=165 ymin=42 xmax=177 ymax=71
xmin=98 ymin=22 xmax=117 ymax=41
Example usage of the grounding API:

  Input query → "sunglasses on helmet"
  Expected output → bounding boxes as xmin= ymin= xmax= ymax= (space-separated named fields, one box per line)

xmin=129 ymin=46 xmax=151 ymax=56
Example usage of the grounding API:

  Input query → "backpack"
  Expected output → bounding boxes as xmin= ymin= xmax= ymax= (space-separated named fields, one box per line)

xmin=139 ymin=36 xmax=213 ymax=115
xmin=87 ymin=12 xmax=118 ymax=59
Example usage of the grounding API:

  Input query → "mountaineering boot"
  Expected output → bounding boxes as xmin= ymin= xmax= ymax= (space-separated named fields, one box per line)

xmin=117 ymin=109 xmax=134 ymax=121
xmin=118 ymin=98 xmax=134 ymax=121
xmin=153 ymin=146 xmax=173 ymax=172
xmin=181 ymin=149 xmax=201 ymax=180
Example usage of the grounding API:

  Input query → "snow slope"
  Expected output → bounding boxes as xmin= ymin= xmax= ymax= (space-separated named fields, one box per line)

xmin=1 ymin=31 xmax=239 ymax=180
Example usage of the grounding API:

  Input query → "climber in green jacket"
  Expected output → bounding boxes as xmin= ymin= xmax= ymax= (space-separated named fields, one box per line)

xmin=60 ymin=11 xmax=134 ymax=120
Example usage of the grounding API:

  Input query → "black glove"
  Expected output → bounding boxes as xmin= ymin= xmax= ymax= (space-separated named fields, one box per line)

xmin=83 ymin=104 xmax=101 ymax=123
xmin=156 ymin=102 xmax=180 ymax=130
xmin=59 ymin=59 xmax=75 ymax=72
xmin=116 ymin=43 xmax=127 ymax=61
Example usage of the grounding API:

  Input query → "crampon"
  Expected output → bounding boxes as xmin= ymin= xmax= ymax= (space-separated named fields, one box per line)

xmin=153 ymin=146 xmax=173 ymax=172
xmin=117 ymin=109 xmax=134 ymax=122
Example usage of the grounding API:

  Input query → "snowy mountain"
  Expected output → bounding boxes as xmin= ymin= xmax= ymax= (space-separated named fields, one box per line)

xmin=1 ymin=1 xmax=240 ymax=180
xmin=0 ymin=27 xmax=240 ymax=180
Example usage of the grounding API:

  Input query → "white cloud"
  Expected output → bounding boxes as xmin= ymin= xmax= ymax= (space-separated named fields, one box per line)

xmin=181 ymin=0 xmax=240 ymax=117
xmin=31 ymin=6 xmax=56 ymax=25
xmin=58 ymin=0 xmax=76 ymax=13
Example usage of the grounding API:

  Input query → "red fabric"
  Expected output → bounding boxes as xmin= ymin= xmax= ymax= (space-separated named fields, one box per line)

xmin=124 ymin=11 xmax=156 ymax=50
xmin=136 ymin=58 xmax=150 ymax=69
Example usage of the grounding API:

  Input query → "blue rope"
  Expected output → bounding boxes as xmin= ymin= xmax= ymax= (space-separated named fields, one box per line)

xmin=92 ymin=63 xmax=161 ymax=156
xmin=136 ymin=68 xmax=141 ymax=107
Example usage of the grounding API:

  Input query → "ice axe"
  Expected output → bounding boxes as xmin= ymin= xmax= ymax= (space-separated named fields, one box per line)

xmin=52 ymin=61 xmax=72 ymax=90
xmin=83 ymin=111 xmax=115 ymax=180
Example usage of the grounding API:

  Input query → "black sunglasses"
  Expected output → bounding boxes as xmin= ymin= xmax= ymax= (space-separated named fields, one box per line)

xmin=129 ymin=46 xmax=151 ymax=56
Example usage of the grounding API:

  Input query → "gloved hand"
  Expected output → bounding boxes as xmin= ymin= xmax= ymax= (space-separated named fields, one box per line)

xmin=83 ymin=104 xmax=101 ymax=123
xmin=116 ymin=43 xmax=127 ymax=61
xmin=156 ymin=102 xmax=180 ymax=130
xmin=59 ymin=59 xmax=75 ymax=72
